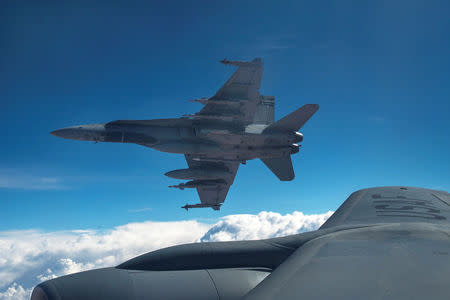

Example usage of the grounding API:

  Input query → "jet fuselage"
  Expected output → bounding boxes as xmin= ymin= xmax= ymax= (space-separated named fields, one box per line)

xmin=51 ymin=118 xmax=302 ymax=162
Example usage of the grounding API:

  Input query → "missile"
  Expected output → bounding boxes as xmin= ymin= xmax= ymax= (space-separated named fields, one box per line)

xmin=220 ymin=58 xmax=262 ymax=67
xmin=189 ymin=98 xmax=208 ymax=104
xmin=190 ymin=98 xmax=246 ymax=105
xmin=192 ymin=157 xmax=245 ymax=164
xmin=183 ymin=114 xmax=235 ymax=121
xmin=165 ymin=167 xmax=230 ymax=180
xmin=182 ymin=203 xmax=221 ymax=210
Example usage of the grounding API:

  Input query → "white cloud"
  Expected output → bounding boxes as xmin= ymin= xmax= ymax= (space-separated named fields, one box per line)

xmin=200 ymin=211 xmax=334 ymax=242
xmin=0 ymin=169 xmax=65 ymax=190
xmin=0 ymin=211 xmax=332 ymax=300
xmin=0 ymin=283 xmax=31 ymax=300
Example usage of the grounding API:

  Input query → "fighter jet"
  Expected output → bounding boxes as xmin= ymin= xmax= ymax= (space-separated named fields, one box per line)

xmin=31 ymin=186 xmax=450 ymax=300
xmin=51 ymin=58 xmax=319 ymax=210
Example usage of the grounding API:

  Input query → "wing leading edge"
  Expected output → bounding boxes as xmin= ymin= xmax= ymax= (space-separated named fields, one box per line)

xmin=190 ymin=58 xmax=264 ymax=124
xmin=244 ymin=186 xmax=450 ymax=300
xmin=320 ymin=186 xmax=450 ymax=228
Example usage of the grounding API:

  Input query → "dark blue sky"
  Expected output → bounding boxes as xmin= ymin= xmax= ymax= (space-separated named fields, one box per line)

xmin=1 ymin=0 xmax=449 ymax=230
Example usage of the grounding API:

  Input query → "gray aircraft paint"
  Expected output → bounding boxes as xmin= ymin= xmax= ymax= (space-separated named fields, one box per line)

xmin=31 ymin=186 xmax=450 ymax=300
xmin=51 ymin=58 xmax=319 ymax=210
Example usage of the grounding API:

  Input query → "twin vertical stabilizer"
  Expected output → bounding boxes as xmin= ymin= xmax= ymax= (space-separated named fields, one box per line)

xmin=253 ymin=95 xmax=275 ymax=125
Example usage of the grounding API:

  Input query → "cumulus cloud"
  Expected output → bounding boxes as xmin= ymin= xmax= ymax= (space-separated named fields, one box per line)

xmin=0 ymin=283 xmax=31 ymax=300
xmin=0 ymin=211 xmax=332 ymax=300
xmin=201 ymin=211 xmax=334 ymax=242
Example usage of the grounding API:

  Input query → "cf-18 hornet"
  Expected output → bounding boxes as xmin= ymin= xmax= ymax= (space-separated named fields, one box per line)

xmin=51 ymin=58 xmax=319 ymax=210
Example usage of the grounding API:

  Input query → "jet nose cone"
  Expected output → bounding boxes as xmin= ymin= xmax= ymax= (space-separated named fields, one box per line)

xmin=50 ymin=128 xmax=72 ymax=139
xmin=51 ymin=124 xmax=106 ymax=141
xmin=50 ymin=130 xmax=60 ymax=137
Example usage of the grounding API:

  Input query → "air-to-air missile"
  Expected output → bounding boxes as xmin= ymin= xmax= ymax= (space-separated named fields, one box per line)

xmin=169 ymin=179 xmax=227 ymax=190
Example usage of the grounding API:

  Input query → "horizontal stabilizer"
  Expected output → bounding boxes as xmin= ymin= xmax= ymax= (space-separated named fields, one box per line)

xmin=261 ymin=156 xmax=294 ymax=181
xmin=263 ymin=104 xmax=319 ymax=133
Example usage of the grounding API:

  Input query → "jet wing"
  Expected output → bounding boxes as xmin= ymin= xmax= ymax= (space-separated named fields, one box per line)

xmin=183 ymin=154 xmax=240 ymax=210
xmin=244 ymin=186 xmax=450 ymax=300
xmin=32 ymin=187 xmax=450 ymax=299
xmin=192 ymin=58 xmax=264 ymax=124
xmin=320 ymin=186 xmax=450 ymax=229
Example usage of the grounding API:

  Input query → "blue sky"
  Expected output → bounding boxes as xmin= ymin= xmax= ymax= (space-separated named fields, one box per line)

xmin=1 ymin=0 xmax=449 ymax=231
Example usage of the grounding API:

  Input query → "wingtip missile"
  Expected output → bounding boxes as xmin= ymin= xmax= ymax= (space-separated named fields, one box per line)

xmin=189 ymin=98 xmax=209 ymax=104
xmin=220 ymin=58 xmax=262 ymax=67
xmin=169 ymin=184 xmax=185 ymax=190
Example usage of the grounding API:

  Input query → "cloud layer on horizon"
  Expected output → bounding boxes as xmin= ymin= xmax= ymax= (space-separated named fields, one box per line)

xmin=0 ymin=210 xmax=333 ymax=300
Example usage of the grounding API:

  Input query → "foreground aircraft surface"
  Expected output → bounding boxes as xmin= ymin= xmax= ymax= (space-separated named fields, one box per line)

xmin=51 ymin=58 xmax=319 ymax=210
xmin=31 ymin=186 xmax=450 ymax=300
